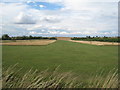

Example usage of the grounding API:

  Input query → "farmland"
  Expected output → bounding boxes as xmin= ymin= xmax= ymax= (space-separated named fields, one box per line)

xmin=1 ymin=40 xmax=56 ymax=46
xmin=2 ymin=40 xmax=118 ymax=83
xmin=69 ymin=40 xmax=119 ymax=45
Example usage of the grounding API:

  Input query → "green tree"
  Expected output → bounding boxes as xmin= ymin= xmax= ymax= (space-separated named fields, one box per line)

xmin=2 ymin=34 xmax=11 ymax=40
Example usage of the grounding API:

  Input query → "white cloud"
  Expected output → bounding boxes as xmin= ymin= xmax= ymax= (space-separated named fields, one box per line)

xmin=0 ymin=1 xmax=118 ymax=36
xmin=1 ymin=3 xmax=28 ymax=24
xmin=27 ymin=24 xmax=43 ymax=30
xmin=28 ymin=30 xmax=118 ymax=37
xmin=29 ymin=31 xmax=37 ymax=34
xmin=14 ymin=12 xmax=36 ymax=24
xmin=43 ymin=16 xmax=61 ymax=23
xmin=1 ymin=0 xmax=119 ymax=3
xmin=39 ymin=5 xmax=45 ymax=8
xmin=27 ymin=1 xmax=35 ymax=4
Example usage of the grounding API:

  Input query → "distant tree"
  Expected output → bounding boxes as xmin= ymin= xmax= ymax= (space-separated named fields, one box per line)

xmin=2 ymin=34 xmax=11 ymax=40
xmin=49 ymin=37 xmax=57 ymax=40
xmin=103 ymin=36 xmax=108 ymax=38
xmin=29 ymin=35 xmax=33 ymax=39
xmin=86 ymin=36 xmax=91 ymax=38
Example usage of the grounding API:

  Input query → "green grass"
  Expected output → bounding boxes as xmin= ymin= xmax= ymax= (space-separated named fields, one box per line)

xmin=2 ymin=40 xmax=118 ymax=82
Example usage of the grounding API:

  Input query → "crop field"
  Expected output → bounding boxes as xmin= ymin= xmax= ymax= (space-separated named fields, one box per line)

xmin=2 ymin=40 xmax=118 ymax=83
xmin=1 ymin=40 xmax=56 ymax=45
xmin=69 ymin=40 xmax=120 ymax=46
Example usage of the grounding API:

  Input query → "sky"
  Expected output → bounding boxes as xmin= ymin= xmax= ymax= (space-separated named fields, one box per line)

xmin=0 ymin=0 xmax=119 ymax=37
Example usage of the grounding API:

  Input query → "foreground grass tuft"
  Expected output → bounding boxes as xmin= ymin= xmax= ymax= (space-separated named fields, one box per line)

xmin=2 ymin=64 xmax=80 ymax=88
xmin=2 ymin=65 xmax=118 ymax=88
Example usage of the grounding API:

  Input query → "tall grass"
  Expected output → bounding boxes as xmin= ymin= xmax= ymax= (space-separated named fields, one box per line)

xmin=85 ymin=68 xmax=118 ymax=88
xmin=2 ymin=64 xmax=118 ymax=88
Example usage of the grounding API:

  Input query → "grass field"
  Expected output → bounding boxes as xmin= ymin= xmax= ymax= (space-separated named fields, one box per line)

xmin=2 ymin=40 xmax=118 ymax=83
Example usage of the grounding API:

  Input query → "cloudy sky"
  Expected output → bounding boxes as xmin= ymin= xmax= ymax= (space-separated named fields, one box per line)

xmin=0 ymin=0 xmax=119 ymax=37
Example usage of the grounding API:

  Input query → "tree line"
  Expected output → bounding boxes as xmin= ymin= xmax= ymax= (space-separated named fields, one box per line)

xmin=1 ymin=34 xmax=57 ymax=40
xmin=71 ymin=36 xmax=120 ymax=42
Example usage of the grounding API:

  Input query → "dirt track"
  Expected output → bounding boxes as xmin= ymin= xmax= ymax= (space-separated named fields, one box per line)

xmin=1 ymin=40 xmax=56 ymax=46
xmin=69 ymin=40 xmax=120 ymax=46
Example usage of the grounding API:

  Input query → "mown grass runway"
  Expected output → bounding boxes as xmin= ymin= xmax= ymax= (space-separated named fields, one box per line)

xmin=2 ymin=40 xmax=118 ymax=81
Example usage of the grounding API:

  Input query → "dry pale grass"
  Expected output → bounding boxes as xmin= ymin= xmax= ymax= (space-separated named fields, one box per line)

xmin=2 ymin=65 xmax=118 ymax=88
xmin=69 ymin=40 xmax=120 ymax=46
xmin=57 ymin=37 xmax=71 ymax=40
xmin=1 ymin=40 xmax=56 ymax=46
xmin=2 ymin=65 xmax=80 ymax=88
xmin=85 ymin=68 xmax=118 ymax=88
